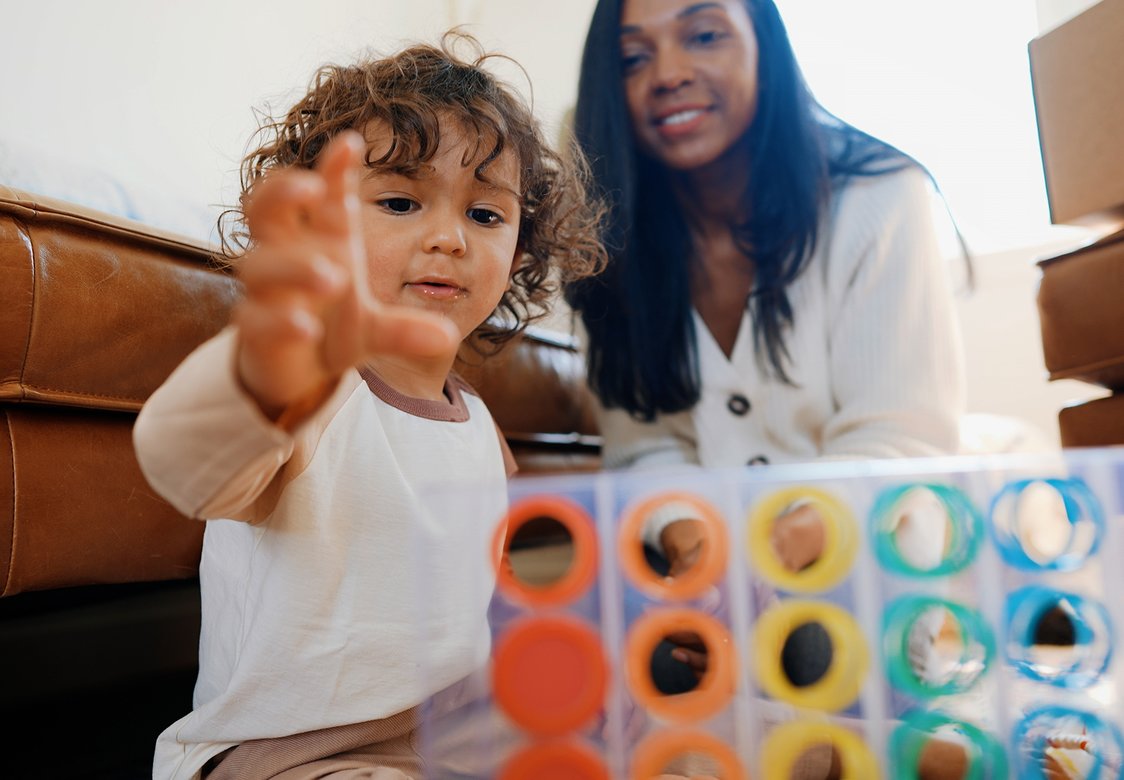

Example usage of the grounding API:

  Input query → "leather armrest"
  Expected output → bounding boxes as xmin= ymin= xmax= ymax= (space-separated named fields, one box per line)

xmin=0 ymin=186 xmax=240 ymax=411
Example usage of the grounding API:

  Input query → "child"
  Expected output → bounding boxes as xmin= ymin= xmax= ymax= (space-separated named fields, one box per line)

xmin=134 ymin=35 xmax=605 ymax=780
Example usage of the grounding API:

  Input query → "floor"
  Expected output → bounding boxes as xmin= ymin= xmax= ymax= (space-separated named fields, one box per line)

xmin=7 ymin=669 xmax=197 ymax=779
xmin=2 ymin=580 xmax=201 ymax=779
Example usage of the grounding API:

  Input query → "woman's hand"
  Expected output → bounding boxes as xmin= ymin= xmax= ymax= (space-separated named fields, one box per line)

xmin=665 ymin=630 xmax=708 ymax=679
xmin=770 ymin=503 xmax=826 ymax=572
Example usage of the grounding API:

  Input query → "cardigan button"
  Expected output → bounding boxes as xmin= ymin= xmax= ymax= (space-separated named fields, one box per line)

xmin=726 ymin=394 xmax=751 ymax=416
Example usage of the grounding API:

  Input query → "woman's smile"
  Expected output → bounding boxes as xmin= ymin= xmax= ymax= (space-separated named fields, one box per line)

xmin=653 ymin=105 xmax=712 ymax=138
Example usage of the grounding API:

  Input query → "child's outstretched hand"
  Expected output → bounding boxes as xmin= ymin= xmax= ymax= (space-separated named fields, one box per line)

xmin=234 ymin=131 xmax=459 ymax=423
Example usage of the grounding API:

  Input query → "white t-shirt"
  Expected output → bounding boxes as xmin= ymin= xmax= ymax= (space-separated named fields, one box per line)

xmin=134 ymin=328 xmax=511 ymax=780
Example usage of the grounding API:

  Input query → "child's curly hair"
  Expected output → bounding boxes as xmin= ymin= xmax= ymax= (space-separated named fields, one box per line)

xmin=221 ymin=32 xmax=606 ymax=348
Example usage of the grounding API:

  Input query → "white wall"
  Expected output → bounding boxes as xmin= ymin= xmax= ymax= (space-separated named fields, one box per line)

xmin=955 ymin=241 xmax=1107 ymax=447
xmin=0 ymin=0 xmax=597 ymax=230
xmin=0 ymin=0 xmax=1102 ymax=447
xmin=1036 ymin=0 xmax=1103 ymax=31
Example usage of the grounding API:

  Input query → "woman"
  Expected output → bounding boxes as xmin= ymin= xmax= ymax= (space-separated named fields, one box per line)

xmin=566 ymin=0 xmax=964 ymax=574
xmin=566 ymin=1 xmax=970 ymax=777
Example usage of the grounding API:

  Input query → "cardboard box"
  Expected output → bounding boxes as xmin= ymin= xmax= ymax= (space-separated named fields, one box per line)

xmin=1029 ymin=0 xmax=1124 ymax=229
xmin=1059 ymin=393 xmax=1124 ymax=447
xmin=1036 ymin=229 xmax=1124 ymax=389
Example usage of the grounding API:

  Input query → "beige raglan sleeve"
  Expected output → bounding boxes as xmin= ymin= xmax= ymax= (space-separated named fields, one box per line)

xmin=133 ymin=326 xmax=319 ymax=522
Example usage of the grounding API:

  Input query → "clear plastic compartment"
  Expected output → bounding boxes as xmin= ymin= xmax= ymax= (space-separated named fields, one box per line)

xmin=415 ymin=448 xmax=1124 ymax=779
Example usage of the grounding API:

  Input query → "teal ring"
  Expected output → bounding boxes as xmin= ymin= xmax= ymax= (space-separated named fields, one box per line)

xmin=871 ymin=483 xmax=983 ymax=578
xmin=882 ymin=594 xmax=995 ymax=699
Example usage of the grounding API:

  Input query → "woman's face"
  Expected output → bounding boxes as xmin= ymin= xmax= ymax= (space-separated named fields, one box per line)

xmin=619 ymin=0 xmax=759 ymax=172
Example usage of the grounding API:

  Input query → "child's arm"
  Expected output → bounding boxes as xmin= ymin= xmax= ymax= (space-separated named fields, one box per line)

xmin=134 ymin=133 xmax=458 ymax=520
xmin=234 ymin=131 xmax=456 ymax=427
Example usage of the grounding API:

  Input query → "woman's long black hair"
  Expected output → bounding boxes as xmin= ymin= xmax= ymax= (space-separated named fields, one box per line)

xmin=565 ymin=0 xmax=954 ymax=421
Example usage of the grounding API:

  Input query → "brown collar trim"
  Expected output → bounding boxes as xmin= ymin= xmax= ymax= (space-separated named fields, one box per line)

xmin=357 ymin=366 xmax=471 ymax=422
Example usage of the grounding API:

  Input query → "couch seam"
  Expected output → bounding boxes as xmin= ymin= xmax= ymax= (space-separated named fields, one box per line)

xmin=2 ymin=411 xmax=16 ymax=595
xmin=16 ymin=384 xmax=144 ymax=404
xmin=14 ymin=218 xmax=36 ymax=402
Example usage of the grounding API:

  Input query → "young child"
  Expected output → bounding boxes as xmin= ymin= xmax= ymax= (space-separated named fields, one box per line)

xmin=133 ymin=36 xmax=605 ymax=780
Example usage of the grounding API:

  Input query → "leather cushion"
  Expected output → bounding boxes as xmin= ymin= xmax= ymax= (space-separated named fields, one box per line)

xmin=0 ymin=406 xmax=204 ymax=596
xmin=457 ymin=327 xmax=599 ymax=439
xmin=0 ymin=186 xmax=240 ymax=412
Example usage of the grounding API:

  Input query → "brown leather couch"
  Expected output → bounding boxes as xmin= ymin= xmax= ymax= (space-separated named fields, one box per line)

xmin=0 ymin=185 xmax=599 ymax=777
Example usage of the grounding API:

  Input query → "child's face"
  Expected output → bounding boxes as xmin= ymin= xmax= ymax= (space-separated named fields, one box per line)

xmin=356 ymin=119 xmax=521 ymax=343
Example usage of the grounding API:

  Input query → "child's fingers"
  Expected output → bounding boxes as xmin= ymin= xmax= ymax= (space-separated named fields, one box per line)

xmin=235 ymin=297 xmax=323 ymax=346
xmin=315 ymin=130 xmax=366 ymax=238
xmin=362 ymin=305 xmax=460 ymax=360
xmin=245 ymin=170 xmax=327 ymax=244
xmin=239 ymin=247 xmax=348 ymax=299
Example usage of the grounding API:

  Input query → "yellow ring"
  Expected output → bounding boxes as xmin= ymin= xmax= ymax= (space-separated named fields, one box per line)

xmin=762 ymin=721 xmax=879 ymax=780
xmin=747 ymin=487 xmax=857 ymax=592
xmin=753 ymin=600 xmax=868 ymax=712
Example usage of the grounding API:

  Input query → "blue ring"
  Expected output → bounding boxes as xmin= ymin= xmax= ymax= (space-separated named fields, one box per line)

xmin=882 ymin=595 xmax=994 ymax=698
xmin=1005 ymin=585 xmax=1113 ymax=688
xmin=987 ymin=478 xmax=1104 ymax=571
xmin=1011 ymin=705 xmax=1124 ymax=779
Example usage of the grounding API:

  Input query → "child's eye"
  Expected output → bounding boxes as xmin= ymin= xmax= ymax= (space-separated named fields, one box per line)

xmin=467 ymin=207 xmax=502 ymax=226
xmin=377 ymin=197 xmax=417 ymax=214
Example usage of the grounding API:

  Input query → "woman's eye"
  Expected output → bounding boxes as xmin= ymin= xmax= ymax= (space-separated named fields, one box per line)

xmin=467 ymin=208 xmax=502 ymax=226
xmin=690 ymin=29 xmax=726 ymax=46
xmin=378 ymin=197 xmax=415 ymax=214
xmin=621 ymin=48 xmax=648 ymax=73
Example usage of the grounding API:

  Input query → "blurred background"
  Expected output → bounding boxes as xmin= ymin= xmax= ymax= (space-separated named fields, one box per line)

xmin=0 ymin=0 xmax=1110 ymax=443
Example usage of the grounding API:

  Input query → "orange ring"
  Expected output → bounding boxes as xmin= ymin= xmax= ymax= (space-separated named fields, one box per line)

xmin=494 ymin=495 xmax=599 ymax=608
xmin=632 ymin=729 xmax=747 ymax=780
xmin=492 ymin=614 xmax=608 ymax=736
xmin=498 ymin=739 xmax=609 ymax=780
xmin=618 ymin=491 xmax=729 ymax=601
xmin=624 ymin=608 xmax=736 ymax=723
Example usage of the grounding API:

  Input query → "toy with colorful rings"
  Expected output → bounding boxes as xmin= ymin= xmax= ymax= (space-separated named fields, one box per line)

xmin=618 ymin=491 xmax=730 ymax=602
xmin=492 ymin=614 xmax=608 ymax=737
xmin=631 ymin=729 xmax=747 ymax=780
xmin=870 ymin=483 xmax=983 ymax=577
xmin=1011 ymin=705 xmax=1124 ymax=779
xmin=494 ymin=495 xmax=599 ymax=608
xmin=1005 ymin=585 xmax=1113 ymax=688
xmin=882 ymin=595 xmax=994 ymax=699
xmin=988 ymin=477 xmax=1104 ymax=571
xmin=753 ymin=599 xmax=868 ymax=712
xmin=890 ymin=709 xmax=1008 ymax=779
xmin=747 ymin=486 xmax=858 ymax=593
xmin=497 ymin=739 xmax=609 ymax=780
xmin=624 ymin=607 xmax=736 ymax=723
xmin=761 ymin=721 xmax=878 ymax=780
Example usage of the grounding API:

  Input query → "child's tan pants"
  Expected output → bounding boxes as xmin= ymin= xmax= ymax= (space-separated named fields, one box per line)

xmin=204 ymin=708 xmax=420 ymax=780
